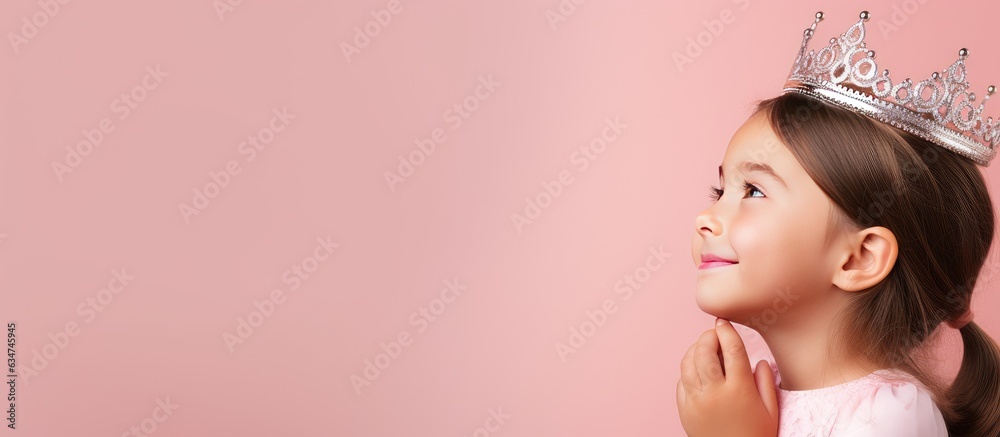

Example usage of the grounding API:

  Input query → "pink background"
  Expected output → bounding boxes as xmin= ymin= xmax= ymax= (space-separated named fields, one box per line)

xmin=2 ymin=0 xmax=999 ymax=435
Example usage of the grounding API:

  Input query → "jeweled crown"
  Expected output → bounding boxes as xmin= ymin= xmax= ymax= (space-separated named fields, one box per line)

xmin=782 ymin=11 xmax=999 ymax=166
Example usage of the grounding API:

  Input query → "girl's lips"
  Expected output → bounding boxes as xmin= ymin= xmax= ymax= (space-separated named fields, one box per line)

xmin=698 ymin=261 xmax=738 ymax=270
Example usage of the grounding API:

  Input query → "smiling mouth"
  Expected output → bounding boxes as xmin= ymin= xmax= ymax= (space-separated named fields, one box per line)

xmin=698 ymin=261 xmax=738 ymax=270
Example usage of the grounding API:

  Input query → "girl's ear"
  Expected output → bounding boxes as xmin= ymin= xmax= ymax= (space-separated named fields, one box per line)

xmin=831 ymin=226 xmax=899 ymax=292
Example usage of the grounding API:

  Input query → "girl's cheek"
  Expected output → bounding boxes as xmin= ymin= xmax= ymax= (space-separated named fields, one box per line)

xmin=728 ymin=215 xmax=762 ymax=258
xmin=730 ymin=215 xmax=787 ymax=279
xmin=690 ymin=233 xmax=703 ymax=266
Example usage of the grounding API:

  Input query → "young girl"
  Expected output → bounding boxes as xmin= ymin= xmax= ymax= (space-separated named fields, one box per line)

xmin=677 ymin=10 xmax=1000 ymax=437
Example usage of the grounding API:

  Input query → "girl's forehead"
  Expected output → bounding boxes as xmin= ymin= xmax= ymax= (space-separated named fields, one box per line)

xmin=721 ymin=119 xmax=794 ymax=173
xmin=719 ymin=131 xmax=818 ymax=192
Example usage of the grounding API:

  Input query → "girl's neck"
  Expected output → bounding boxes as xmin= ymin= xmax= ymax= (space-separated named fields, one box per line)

xmin=756 ymin=304 xmax=876 ymax=391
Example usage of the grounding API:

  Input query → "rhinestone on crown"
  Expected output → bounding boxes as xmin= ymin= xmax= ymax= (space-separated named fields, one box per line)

xmin=782 ymin=11 xmax=999 ymax=166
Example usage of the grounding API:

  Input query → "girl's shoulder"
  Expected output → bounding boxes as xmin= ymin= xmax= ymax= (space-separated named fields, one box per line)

xmin=771 ymin=364 xmax=949 ymax=437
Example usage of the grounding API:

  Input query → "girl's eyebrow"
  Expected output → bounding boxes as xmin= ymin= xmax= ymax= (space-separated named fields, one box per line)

xmin=718 ymin=161 xmax=788 ymax=188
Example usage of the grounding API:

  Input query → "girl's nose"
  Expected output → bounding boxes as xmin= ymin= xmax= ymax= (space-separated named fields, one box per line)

xmin=695 ymin=208 xmax=722 ymax=237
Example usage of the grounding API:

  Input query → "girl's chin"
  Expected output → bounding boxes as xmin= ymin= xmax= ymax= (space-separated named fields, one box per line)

xmin=694 ymin=294 xmax=761 ymax=325
xmin=694 ymin=286 xmax=736 ymax=315
xmin=694 ymin=301 xmax=739 ymax=321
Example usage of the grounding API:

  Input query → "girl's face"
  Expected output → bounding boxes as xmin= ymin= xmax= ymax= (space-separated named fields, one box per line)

xmin=690 ymin=111 xmax=846 ymax=326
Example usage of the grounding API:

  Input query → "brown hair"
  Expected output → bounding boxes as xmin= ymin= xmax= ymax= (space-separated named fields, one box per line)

xmin=753 ymin=91 xmax=1000 ymax=436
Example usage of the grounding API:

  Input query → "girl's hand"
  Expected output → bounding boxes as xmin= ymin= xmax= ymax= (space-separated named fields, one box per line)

xmin=676 ymin=319 xmax=779 ymax=437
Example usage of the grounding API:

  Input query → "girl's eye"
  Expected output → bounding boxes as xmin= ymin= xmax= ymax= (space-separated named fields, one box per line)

xmin=708 ymin=185 xmax=724 ymax=202
xmin=743 ymin=181 xmax=765 ymax=198
xmin=708 ymin=182 xmax=765 ymax=202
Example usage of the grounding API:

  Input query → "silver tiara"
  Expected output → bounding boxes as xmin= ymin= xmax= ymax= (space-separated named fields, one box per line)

xmin=782 ymin=11 xmax=999 ymax=166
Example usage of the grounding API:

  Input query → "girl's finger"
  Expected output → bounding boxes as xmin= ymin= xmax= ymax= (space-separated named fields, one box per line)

xmin=693 ymin=329 xmax=725 ymax=387
xmin=714 ymin=318 xmax=752 ymax=385
xmin=675 ymin=379 xmax=686 ymax=412
xmin=680 ymin=343 xmax=701 ymax=393
xmin=753 ymin=359 xmax=780 ymax=421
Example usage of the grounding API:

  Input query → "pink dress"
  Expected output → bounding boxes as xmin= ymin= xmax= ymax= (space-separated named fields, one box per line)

xmin=770 ymin=363 xmax=949 ymax=436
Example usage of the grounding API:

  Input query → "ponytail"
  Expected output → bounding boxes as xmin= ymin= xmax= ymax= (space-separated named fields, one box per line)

xmin=944 ymin=322 xmax=1000 ymax=437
